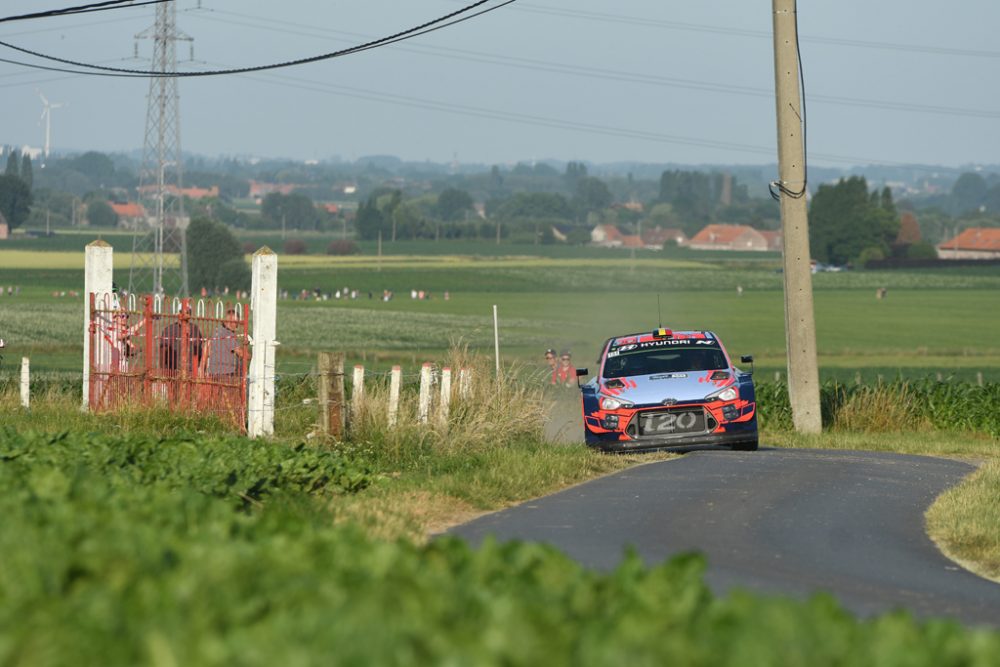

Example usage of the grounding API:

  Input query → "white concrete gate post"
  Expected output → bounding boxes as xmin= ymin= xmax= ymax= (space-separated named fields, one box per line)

xmin=248 ymin=247 xmax=279 ymax=437
xmin=82 ymin=240 xmax=113 ymax=411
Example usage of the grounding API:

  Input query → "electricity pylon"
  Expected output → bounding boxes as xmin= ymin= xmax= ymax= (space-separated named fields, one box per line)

xmin=129 ymin=3 xmax=192 ymax=297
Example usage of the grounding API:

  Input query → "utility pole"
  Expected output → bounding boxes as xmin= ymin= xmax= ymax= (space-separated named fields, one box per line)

xmin=129 ymin=3 xmax=192 ymax=296
xmin=772 ymin=0 xmax=821 ymax=433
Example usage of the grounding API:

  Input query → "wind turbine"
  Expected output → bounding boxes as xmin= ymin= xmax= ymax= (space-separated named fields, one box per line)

xmin=37 ymin=91 xmax=64 ymax=160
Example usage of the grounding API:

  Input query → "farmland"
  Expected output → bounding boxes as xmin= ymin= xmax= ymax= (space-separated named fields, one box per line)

xmin=1 ymin=244 xmax=998 ymax=382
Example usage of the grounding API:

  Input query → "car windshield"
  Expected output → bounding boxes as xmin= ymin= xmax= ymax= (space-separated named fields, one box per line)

xmin=602 ymin=347 xmax=728 ymax=378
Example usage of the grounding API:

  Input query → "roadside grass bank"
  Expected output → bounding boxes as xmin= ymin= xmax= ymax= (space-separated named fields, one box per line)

xmin=926 ymin=460 xmax=1000 ymax=581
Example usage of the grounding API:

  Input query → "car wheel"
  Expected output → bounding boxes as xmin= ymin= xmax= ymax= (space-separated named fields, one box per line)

xmin=731 ymin=437 xmax=758 ymax=451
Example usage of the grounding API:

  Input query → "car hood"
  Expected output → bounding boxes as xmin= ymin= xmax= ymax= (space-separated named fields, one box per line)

xmin=600 ymin=370 xmax=734 ymax=406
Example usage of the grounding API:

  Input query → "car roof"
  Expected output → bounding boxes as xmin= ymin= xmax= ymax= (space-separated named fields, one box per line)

xmin=607 ymin=330 xmax=718 ymax=348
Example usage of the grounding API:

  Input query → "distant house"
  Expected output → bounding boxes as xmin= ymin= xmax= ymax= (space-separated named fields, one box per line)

xmin=109 ymin=202 xmax=147 ymax=229
xmin=759 ymin=230 xmax=783 ymax=251
xmin=620 ymin=235 xmax=644 ymax=248
xmin=135 ymin=185 xmax=219 ymax=200
xmin=688 ymin=224 xmax=769 ymax=252
xmin=322 ymin=203 xmax=340 ymax=215
xmin=550 ymin=224 xmax=573 ymax=242
xmin=248 ymin=180 xmax=298 ymax=203
xmin=937 ymin=227 xmax=1000 ymax=259
xmin=591 ymin=224 xmax=624 ymax=247
xmin=641 ymin=227 xmax=688 ymax=249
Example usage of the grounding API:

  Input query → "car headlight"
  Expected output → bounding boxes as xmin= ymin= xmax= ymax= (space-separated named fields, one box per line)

xmin=708 ymin=386 xmax=739 ymax=402
xmin=600 ymin=395 xmax=633 ymax=411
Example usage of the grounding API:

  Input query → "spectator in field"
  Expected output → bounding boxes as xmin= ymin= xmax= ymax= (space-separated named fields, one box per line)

xmin=199 ymin=306 xmax=249 ymax=409
xmin=552 ymin=350 xmax=575 ymax=387
xmin=159 ymin=307 xmax=204 ymax=378
xmin=544 ymin=348 xmax=557 ymax=372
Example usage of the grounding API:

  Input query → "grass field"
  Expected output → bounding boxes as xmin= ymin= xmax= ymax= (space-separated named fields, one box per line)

xmin=1 ymin=246 xmax=998 ymax=381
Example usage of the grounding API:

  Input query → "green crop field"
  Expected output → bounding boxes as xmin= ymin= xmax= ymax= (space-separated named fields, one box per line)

xmin=1 ymin=246 xmax=998 ymax=382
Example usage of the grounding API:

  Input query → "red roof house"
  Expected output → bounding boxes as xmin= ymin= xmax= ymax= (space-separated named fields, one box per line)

xmin=688 ymin=224 xmax=769 ymax=251
xmin=938 ymin=227 xmax=1000 ymax=259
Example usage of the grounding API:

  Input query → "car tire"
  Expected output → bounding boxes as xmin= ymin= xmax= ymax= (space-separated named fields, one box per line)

xmin=731 ymin=437 xmax=759 ymax=451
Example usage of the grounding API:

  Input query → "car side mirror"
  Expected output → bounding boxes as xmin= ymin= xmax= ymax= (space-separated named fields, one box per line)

xmin=575 ymin=367 xmax=588 ymax=387
xmin=740 ymin=355 xmax=754 ymax=374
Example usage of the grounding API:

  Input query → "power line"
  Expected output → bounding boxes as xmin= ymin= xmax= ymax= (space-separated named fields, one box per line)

xmin=187 ymin=59 xmax=960 ymax=171
xmin=491 ymin=2 xmax=1000 ymax=60
xmin=185 ymin=7 xmax=1000 ymax=122
xmin=0 ymin=0 xmax=518 ymax=78
xmin=0 ymin=0 xmax=170 ymax=25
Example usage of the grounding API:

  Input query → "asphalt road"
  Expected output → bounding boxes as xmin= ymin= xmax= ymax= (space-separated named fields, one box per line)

xmin=451 ymin=448 xmax=1000 ymax=627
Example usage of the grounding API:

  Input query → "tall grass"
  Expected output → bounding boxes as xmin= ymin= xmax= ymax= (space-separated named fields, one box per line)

xmin=757 ymin=378 xmax=1000 ymax=436
xmin=346 ymin=349 xmax=549 ymax=467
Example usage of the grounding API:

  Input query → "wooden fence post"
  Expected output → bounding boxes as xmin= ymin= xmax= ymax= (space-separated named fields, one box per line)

xmin=318 ymin=352 xmax=345 ymax=438
xmin=20 ymin=357 xmax=29 ymax=410
xmin=352 ymin=365 xmax=365 ymax=425
xmin=418 ymin=362 xmax=433 ymax=424
xmin=459 ymin=368 xmax=472 ymax=400
xmin=387 ymin=365 xmax=402 ymax=427
xmin=977 ymin=372 xmax=984 ymax=387
xmin=439 ymin=367 xmax=452 ymax=423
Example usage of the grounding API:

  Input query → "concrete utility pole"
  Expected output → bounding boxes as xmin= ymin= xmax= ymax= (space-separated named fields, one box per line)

xmin=772 ymin=0 xmax=821 ymax=433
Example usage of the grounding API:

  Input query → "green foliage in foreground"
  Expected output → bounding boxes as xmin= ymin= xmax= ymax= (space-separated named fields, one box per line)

xmin=2 ymin=428 xmax=1000 ymax=666
xmin=756 ymin=379 xmax=1000 ymax=436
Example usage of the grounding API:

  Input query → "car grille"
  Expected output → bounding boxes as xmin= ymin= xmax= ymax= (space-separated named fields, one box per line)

xmin=627 ymin=407 xmax=715 ymax=438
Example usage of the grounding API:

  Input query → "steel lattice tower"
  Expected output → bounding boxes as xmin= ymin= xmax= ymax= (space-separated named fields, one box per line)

xmin=129 ymin=4 xmax=191 ymax=296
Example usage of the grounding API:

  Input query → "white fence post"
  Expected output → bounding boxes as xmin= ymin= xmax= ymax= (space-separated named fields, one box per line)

xmin=387 ymin=365 xmax=401 ymax=427
xmin=418 ymin=362 xmax=433 ymax=424
xmin=82 ymin=240 xmax=113 ymax=411
xmin=493 ymin=304 xmax=500 ymax=379
xmin=352 ymin=365 xmax=365 ymax=423
xmin=459 ymin=368 xmax=472 ymax=400
xmin=439 ymin=367 xmax=452 ymax=424
xmin=248 ymin=247 xmax=278 ymax=438
xmin=20 ymin=357 xmax=29 ymax=410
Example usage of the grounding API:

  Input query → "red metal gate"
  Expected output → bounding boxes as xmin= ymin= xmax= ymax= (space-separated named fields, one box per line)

xmin=89 ymin=293 xmax=250 ymax=431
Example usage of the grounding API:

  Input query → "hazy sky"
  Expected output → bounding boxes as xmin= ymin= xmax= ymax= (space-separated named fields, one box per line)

xmin=1 ymin=1 xmax=998 ymax=168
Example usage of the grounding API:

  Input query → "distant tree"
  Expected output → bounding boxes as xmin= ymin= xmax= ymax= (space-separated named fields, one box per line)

xmin=896 ymin=211 xmax=921 ymax=244
xmin=906 ymin=241 xmax=938 ymax=260
xmin=879 ymin=186 xmax=895 ymax=217
xmin=950 ymin=172 xmax=987 ymax=215
xmin=4 ymin=151 xmax=18 ymax=178
xmin=494 ymin=192 xmax=574 ymax=220
xmin=20 ymin=154 xmax=33 ymax=189
xmin=573 ymin=177 xmax=613 ymax=217
xmin=0 ymin=173 xmax=32 ymax=229
xmin=564 ymin=161 xmax=588 ymax=190
xmin=566 ymin=228 xmax=592 ymax=245
xmin=283 ymin=238 xmax=307 ymax=255
xmin=435 ymin=188 xmax=473 ymax=221
xmin=489 ymin=164 xmax=504 ymax=190
xmin=354 ymin=195 xmax=385 ymax=241
xmin=66 ymin=152 xmax=115 ymax=186
xmin=985 ymin=183 xmax=1000 ymax=214
xmin=809 ymin=176 xmax=899 ymax=265
xmin=215 ymin=257 xmax=251 ymax=292
xmin=86 ymin=200 xmax=118 ymax=227
xmin=186 ymin=218 xmax=243 ymax=291
xmin=327 ymin=239 xmax=360 ymax=255
xmin=261 ymin=192 xmax=319 ymax=230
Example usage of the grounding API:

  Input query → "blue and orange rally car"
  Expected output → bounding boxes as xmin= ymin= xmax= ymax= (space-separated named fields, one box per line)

xmin=577 ymin=328 xmax=758 ymax=452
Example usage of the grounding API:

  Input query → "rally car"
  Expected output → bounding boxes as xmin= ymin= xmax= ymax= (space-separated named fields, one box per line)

xmin=577 ymin=328 xmax=758 ymax=452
